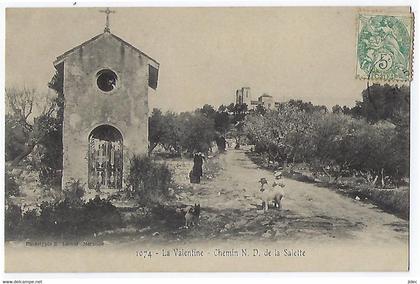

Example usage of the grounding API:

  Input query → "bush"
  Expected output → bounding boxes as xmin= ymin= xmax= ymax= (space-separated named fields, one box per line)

xmin=84 ymin=196 xmax=123 ymax=233
xmin=21 ymin=209 xmax=40 ymax=237
xmin=55 ymin=197 xmax=120 ymax=236
xmin=5 ymin=203 xmax=22 ymax=239
xmin=5 ymin=196 xmax=122 ymax=239
xmin=127 ymin=155 xmax=172 ymax=205
xmin=37 ymin=196 xmax=122 ymax=238
xmin=63 ymin=179 xmax=85 ymax=204
xmin=5 ymin=171 xmax=20 ymax=197
xmin=369 ymin=188 xmax=409 ymax=219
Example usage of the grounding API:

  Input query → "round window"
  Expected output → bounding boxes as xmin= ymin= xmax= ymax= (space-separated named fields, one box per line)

xmin=96 ymin=69 xmax=118 ymax=92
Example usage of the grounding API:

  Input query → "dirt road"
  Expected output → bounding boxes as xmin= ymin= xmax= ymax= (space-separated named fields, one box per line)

xmin=165 ymin=149 xmax=408 ymax=245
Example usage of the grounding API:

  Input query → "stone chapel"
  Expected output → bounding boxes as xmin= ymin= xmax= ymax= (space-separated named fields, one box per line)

xmin=53 ymin=10 xmax=159 ymax=190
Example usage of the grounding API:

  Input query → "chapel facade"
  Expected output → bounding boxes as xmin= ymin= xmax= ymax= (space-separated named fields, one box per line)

xmin=53 ymin=24 xmax=159 ymax=190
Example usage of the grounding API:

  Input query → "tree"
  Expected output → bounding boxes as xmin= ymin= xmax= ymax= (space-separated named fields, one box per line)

xmin=244 ymin=104 xmax=316 ymax=164
xmin=38 ymin=71 xmax=64 ymax=186
xmin=5 ymin=114 xmax=28 ymax=161
xmin=244 ymin=94 xmax=409 ymax=187
xmin=332 ymin=105 xmax=343 ymax=114
xmin=198 ymin=104 xmax=216 ymax=119
xmin=217 ymin=104 xmax=227 ymax=112
xmin=5 ymin=88 xmax=58 ymax=167
xmin=148 ymin=109 xmax=218 ymax=156
xmin=214 ymin=110 xmax=231 ymax=134
xmin=283 ymin=99 xmax=328 ymax=114
xmin=160 ymin=111 xmax=183 ymax=154
xmin=254 ymin=104 xmax=267 ymax=115
xmin=5 ymin=71 xmax=64 ymax=187
xmin=178 ymin=112 xmax=216 ymax=154
xmin=351 ymin=84 xmax=409 ymax=124
xmin=226 ymin=103 xmax=235 ymax=114
xmin=233 ymin=103 xmax=248 ymax=123
xmin=148 ymin=110 xmax=184 ymax=155
xmin=148 ymin=108 xmax=165 ymax=154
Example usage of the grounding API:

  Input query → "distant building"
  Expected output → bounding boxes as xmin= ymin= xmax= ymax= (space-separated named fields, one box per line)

xmin=234 ymin=88 xmax=280 ymax=110
xmin=251 ymin=94 xmax=280 ymax=109
xmin=235 ymin=87 xmax=251 ymax=106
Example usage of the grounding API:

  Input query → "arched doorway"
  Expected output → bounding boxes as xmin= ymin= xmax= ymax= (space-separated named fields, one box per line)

xmin=88 ymin=125 xmax=123 ymax=189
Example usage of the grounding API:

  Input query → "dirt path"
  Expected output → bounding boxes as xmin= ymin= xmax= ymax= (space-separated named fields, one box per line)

xmin=169 ymin=149 xmax=408 ymax=245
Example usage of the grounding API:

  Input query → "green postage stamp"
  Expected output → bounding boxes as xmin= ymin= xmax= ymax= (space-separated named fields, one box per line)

xmin=356 ymin=13 xmax=414 ymax=82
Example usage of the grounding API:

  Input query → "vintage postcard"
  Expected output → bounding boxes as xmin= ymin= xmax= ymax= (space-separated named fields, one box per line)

xmin=3 ymin=6 xmax=413 ymax=272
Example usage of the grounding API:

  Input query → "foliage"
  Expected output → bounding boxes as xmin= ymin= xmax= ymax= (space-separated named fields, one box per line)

xmin=245 ymin=104 xmax=316 ymax=163
xmin=356 ymin=84 xmax=409 ymax=124
xmin=127 ymin=155 xmax=172 ymax=204
xmin=5 ymin=196 xmax=122 ymax=240
xmin=5 ymin=88 xmax=55 ymax=165
xmin=5 ymin=203 xmax=22 ymax=239
xmin=5 ymin=88 xmax=38 ymax=164
xmin=37 ymin=196 xmax=122 ymax=238
xmin=244 ymin=86 xmax=409 ymax=187
xmin=5 ymin=114 xmax=27 ymax=161
xmin=254 ymin=104 xmax=267 ymax=116
xmin=82 ymin=196 xmax=123 ymax=232
xmin=5 ymin=73 xmax=64 ymax=187
xmin=5 ymin=171 xmax=20 ymax=197
xmin=149 ymin=109 xmax=184 ymax=155
xmin=281 ymin=99 xmax=328 ymax=113
xmin=214 ymin=111 xmax=231 ymax=134
xmin=334 ymin=84 xmax=410 ymax=125
xmin=63 ymin=179 xmax=85 ymax=204
xmin=37 ymin=113 xmax=63 ymax=187
xmin=198 ymin=104 xmax=216 ymax=118
xmin=149 ymin=108 xmax=166 ymax=154
xmin=37 ymin=71 xmax=64 ymax=187
xmin=149 ymin=105 xmax=224 ymax=155
xmin=178 ymin=111 xmax=215 ymax=154
xmin=227 ymin=103 xmax=248 ymax=124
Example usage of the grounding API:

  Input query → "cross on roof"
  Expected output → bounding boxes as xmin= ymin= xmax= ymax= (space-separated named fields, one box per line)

xmin=99 ymin=8 xmax=116 ymax=33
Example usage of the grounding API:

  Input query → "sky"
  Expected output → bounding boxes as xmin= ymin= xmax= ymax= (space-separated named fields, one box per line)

xmin=5 ymin=7 xmax=409 ymax=112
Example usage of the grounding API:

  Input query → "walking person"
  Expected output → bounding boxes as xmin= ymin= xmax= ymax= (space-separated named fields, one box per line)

xmin=190 ymin=152 xmax=206 ymax=184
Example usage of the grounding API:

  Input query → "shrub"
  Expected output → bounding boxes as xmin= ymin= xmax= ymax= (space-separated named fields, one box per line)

xmin=368 ymin=188 xmax=409 ymax=219
xmin=127 ymin=155 xmax=172 ymax=205
xmin=20 ymin=209 xmax=40 ymax=237
xmin=5 ymin=203 xmax=22 ymax=239
xmin=63 ymin=179 xmax=85 ymax=204
xmin=38 ymin=196 xmax=122 ymax=237
xmin=84 ymin=196 xmax=122 ymax=232
xmin=6 ymin=196 xmax=122 ymax=239
xmin=5 ymin=171 xmax=20 ymax=197
xmin=45 ymin=199 xmax=84 ymax=237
